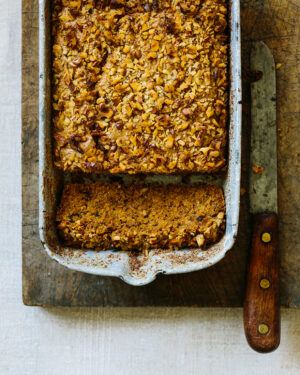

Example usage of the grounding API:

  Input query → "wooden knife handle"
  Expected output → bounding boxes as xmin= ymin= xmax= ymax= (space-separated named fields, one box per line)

xmin=244 ymin=212 xmax=280 ymax=353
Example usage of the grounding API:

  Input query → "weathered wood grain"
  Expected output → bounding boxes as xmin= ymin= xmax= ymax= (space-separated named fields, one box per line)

xmin=22 ymin=0 xmax=300 ymax=307
xmin=240 ymin=0 xmax=300 ymax=307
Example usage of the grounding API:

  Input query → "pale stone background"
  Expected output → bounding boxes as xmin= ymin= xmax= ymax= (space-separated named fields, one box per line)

xmin=0 ymin=1 xmax=299 ymax=374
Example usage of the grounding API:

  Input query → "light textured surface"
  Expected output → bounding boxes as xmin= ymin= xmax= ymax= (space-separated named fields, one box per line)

xmin=1 ymin=0 xmax=300 ymax=374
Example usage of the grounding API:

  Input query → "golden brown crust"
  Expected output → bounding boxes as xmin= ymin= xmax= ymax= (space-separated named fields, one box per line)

xmin=52 ymin=0 xmax=228 ymax=174
xmin=56 ymin=183 xmax=225 ymax=251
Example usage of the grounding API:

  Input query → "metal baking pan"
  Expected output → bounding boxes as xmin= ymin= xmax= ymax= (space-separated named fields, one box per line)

xmin=39 ymin=0 xmax=241 ymax=286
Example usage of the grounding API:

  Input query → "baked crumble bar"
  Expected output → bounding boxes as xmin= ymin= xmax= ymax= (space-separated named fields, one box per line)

xmin=56 ymin=183 xmax=226 ymax=250
xmin=52 ymin=0 xmax=228 ymax=173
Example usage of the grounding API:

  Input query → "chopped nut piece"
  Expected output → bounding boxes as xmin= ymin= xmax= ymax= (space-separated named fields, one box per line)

xmin=53 ymin=44 xmax=62 ymax=56
xmin=210 ymin=150 xmax=220 ymax=158
xmin=196 ymin=234 xmax=205 ymax=247
xmin=123 ymin=45 xmax=130 ymax=53
xmin=168 ymin=160 xmax=177 ymax=169
xmin=151 ymin=40 xmax=160 ymax=52
xmin=181 ymin=108 xmax=193 ymax=116
xmin=112 ymin=76 xmax=123 ymax=85
xmin=156 ymin=114 xmax=170 ymax=126
xmin=147 ymin=52 xmax=157 ymax=59
xmin=206 ymin=107 xmax=215 ymax=118
xmin=200 ymin=147 xmax=211 ymax=156
xmin=166 ymin=135 xmax=174 ymax=148
xmin=130 ymin=82 xmax=141 ymax=92
xmin=165 ymin=83 xmax=175 ymax=93
xmin=115 ymin=83 xmax=129 ymax=93
xmin=179 ymin=122 xmax=190 ymax=131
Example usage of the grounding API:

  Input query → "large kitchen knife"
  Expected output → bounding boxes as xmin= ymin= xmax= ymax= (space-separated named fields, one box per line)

xmin=243 ymin=41 xmax=280 ymax=353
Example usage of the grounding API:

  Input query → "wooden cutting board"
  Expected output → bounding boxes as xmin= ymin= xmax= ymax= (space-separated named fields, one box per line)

xmin=22 ymin=0 xmax=300 ymax=307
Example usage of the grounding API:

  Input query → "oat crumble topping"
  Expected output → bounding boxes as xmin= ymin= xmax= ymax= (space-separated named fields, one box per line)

xmin=52 ymin=0 xmax=228 ymax=173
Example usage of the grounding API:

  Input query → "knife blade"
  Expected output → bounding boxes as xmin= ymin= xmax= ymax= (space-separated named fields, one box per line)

xmin=243 ymin=41 xmax=280 ymax=353
xmin=249 ymin=42 xmax=277 ymax=215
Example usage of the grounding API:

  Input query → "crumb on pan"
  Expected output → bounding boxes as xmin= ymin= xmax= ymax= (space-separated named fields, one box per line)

xmin=252 ymin=164 xmax=264 ymax=174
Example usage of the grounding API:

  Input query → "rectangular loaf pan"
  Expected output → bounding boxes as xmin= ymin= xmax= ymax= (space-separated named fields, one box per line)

xmin=39 ymin=0 xmax=242 ymax=286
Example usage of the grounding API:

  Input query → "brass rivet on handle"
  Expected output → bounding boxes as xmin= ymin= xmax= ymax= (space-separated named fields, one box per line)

xmin=260 ymin=278 xmax=271 ymax=289
xmin=261 ymin=232 xmax=271 ymax=243
xmin=258 ymin=323 xmax=269 ymax=335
